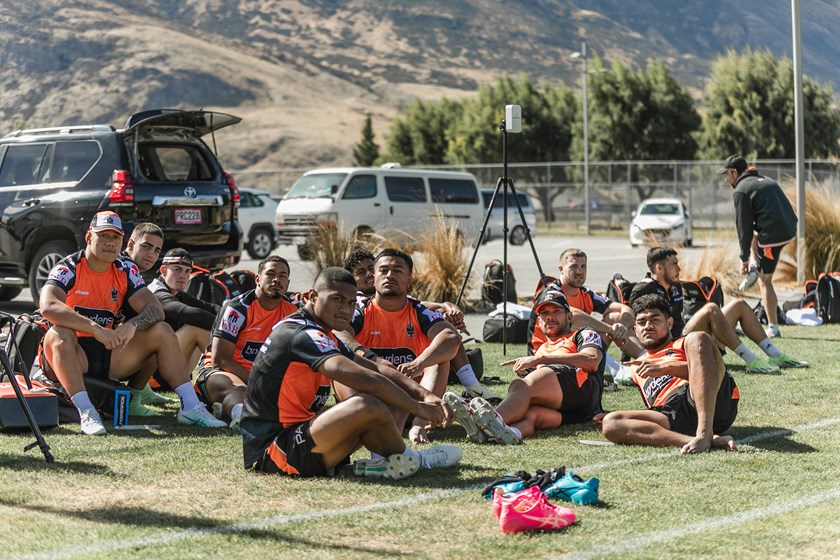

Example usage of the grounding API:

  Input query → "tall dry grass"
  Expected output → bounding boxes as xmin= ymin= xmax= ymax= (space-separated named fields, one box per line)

xmin=685 ymin=244 xmax=742 ymax=296
xmin=410 ymin=216 xmax=475 ymax=307
xmin=306 ymin=225 xmax=388 ymax=273
xmin=776 ymin=183 xmax=840 ymax=282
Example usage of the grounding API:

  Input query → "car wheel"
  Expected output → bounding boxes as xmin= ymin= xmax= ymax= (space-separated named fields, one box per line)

xmin=510 ymin=226 xmax=527 ymax=246
xmin=0 ymin=286 xmax=23 ymax=301
xmin=247 ymin=227 xmax=275 ymax=259
xmin=29 ymin=240 xmax=76 ymax=301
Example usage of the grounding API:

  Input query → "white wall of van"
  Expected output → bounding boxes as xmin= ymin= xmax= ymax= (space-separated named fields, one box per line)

xmin=275 ymin=167 xmax=485 ymax=256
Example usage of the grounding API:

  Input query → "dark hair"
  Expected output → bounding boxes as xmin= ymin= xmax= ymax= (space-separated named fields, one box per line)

xmin=632 ymin=294 xmax=672 ymax=319
xmin=559 ymin=248 xmax=587 ymax=262
xmin=374 ymin=248 xmax=413 ymax=274
xmin=130 ymin=222 xmax=163 ymax=242
xmin=646 ymin=247 xmax=678 ymax=271
xmin=343 ymin=248 xmax=375 ymax=272
xmin=258 ymin=255 xmax=290 ymax=275
xmin=314 ymin=266 xmax=357 ymax=290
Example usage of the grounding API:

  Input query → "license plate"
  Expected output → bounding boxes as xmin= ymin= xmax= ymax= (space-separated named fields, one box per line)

xmin=175 ymin=208 xmax=202 ymax=225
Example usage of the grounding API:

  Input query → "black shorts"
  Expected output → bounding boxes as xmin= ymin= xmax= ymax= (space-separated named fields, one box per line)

xmin=194 ymin=366 xmax=223 ymax=406
xmin=78 ymin=337 xmax=112 ymax=379
xmin=757 ymin=244 xmax=785 ymax=274
xmin=654 ymin=372 xmax=739 ymax=436
xmin=546 ymin=364 xmax=602 ymax=424
xmin=253 ymin=420 xmax=350 ymax=478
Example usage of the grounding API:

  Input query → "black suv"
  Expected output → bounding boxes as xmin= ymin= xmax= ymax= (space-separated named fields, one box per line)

xmin=0 ymin=109 xmax=244 ymax=300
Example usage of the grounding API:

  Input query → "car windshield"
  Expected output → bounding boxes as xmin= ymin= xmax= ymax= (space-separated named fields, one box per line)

xmin=640 ymin=203 xmax=680 ymax=216
xmin=285 ymin=173 xmax=347 ymax=199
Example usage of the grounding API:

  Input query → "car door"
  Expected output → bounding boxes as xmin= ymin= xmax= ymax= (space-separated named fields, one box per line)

xmin=383 ymin=175 xmax=428 ymax=240
xmin=337 ymin=173 xmax=384 ymax=237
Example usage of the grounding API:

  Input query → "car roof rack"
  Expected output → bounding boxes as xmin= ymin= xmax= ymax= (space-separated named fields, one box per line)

xmin=3 ymin=124 xmax=116 ymax=138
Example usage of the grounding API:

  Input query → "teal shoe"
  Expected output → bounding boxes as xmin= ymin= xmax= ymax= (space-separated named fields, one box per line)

xmin=542 ymin=471 xmax=600 ymax=505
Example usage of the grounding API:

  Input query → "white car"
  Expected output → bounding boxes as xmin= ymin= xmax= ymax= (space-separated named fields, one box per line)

xmin=629 ymin=198 xmax=693 ymax=247
xmin=238 ymin=188 xmax=279 ymax=259
xmin=481 ymin=189 xmax=537 ymax=245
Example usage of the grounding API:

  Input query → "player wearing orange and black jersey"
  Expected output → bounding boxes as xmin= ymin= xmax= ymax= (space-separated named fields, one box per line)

xmin=242 ymin=267 xmax=459 ymax=479
xmin=528 ymin=281 xmax=612 ymax=353
xmin=194 ymin=255 xmax=299 ymax=428
xmin=601 ymin=294 xmax=739 ymax=454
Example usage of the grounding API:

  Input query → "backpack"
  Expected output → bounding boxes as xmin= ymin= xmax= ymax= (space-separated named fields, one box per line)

xmin=185 ymin=266 xmax=243 ymax=306
xmin=228 ymin=268 xmax=257 ymax=293
xmin=816 ymin=273 xmax=840 ymax=323
xmin=481 ymin=259 xmax=517 ymax=307
xmin=782 ymin=279 xmax=818 ymax=312
xmin=605 ymin=273 xmax=636 ymax=305
xmin=482 ymin=315 xmax=529 ymax=344
xmin=7 ymin=313 xmax=48 ymax=378
xmin=680 ymin=276 xmax=724 ymax=324
xmin=752 ymin=300 xmax=789 ymax=326
xmin=447 ymin=347 xmax=484 ymax=385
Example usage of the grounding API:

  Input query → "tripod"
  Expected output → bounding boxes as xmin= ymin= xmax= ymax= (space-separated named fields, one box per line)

xmin=455 ymin=119 xmax=550 ymax=354
xmin=0 ymin=312 xmax=54 ymax=463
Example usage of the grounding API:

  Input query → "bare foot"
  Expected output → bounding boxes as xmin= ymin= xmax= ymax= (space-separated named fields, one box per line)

xmin=712 ymin=434 xmax=737 ymax=451
xmin=681 ymin=436 xmax=712 ymax=454
xmin=409 ymin=425 xmax=429 ymax=445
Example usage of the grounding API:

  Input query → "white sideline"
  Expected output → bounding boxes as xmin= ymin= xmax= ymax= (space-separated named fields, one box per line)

xmin=15 ymin=416 xmax=840 ymax=559
xmin=554 ymin=486 xmax=840 ymax=560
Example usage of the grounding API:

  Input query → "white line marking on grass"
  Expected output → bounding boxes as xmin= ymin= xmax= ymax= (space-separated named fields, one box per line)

xmin=554 ymin=486 xmax=840 ymax=560
xmin=16 ymin=416 xmax=840 ymax=559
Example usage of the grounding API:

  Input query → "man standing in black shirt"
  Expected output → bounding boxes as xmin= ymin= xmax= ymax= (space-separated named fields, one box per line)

xmin=721 ymin=155 xmax=797 ymax=339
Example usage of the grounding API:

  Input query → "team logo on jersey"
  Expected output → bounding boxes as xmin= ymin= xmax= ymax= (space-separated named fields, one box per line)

xmin=219 ymin=308 xmax=246 ymax=337
xmin=110 ymin=288 xmax=119 ymax=302
xmin=75 ymin=306 xmax=116 ymax=329
xmin=309 ymin=385 xmax=331 ymax=412
xmin=421 ymin=308 xmax=444 ymax=322
xmin=241 ymin=341 xmax=264 ymax=362
xmin=582 ymin=330 xmax=602 ymax=346
xmin=124 ymin=260 xmax=145 ymax=288
xmin=406 ymin=324 xmax=415 ymax=338
xmin=306 ymin=329 xmax=338 ymax=353
xmin=48 ymin=264 xmax=73 ymax=287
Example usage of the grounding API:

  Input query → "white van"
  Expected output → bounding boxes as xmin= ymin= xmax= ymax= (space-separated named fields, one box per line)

xmin=275 ymin=166 xmax=485 ymax=256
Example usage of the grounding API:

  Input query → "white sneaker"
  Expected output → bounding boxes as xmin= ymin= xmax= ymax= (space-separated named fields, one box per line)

xmin=80 ymin=409 xmax=107 ymax=436
xmin=229 ymin=408 xmax=242 ymax=430
xmin=177 ymin=403 xmax=228 ymax=428
xmin=765 ymin=325 xmax=782 ymax=339
xmin=462 ymin=383 xmax=503 ymax=404
xmin=418 ymin=444 xmax=463 ymax=469
xmin=443 ymin=391 xmax=487 ymax=442
xmin=739 ymin=265 xmax=759 ymax=291
xmin=470 ymin=397 xmax=521 ymax=445
xmin=614 ymin=365 xmax=635 ymax=387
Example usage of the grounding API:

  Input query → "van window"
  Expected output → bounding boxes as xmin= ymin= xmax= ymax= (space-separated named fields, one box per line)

xmin=53 ymin=141 xmax=101 ymax=182
xmin=385 ymin=176 xmax=426 ymax=203
xmin=286 ymin=173 xmax=347 ymax=199
xmin=343 ymin=174 xmax=376 ymax=199
xmin=0 ymin=144 xmax=49 ymax=187
xmin=483 ymin=191 xmax=530 ymax=209
xmin=429 ymin=178 xmax=479 ymax=204
xmin=138 ymin=144 xmax=213 ymax=182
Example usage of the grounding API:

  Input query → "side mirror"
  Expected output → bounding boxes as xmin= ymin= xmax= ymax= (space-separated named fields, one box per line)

xmin=330 ymin=184 xmax=338 ymax=195
xmin=631 ymin=210 xmax=637 ymax=218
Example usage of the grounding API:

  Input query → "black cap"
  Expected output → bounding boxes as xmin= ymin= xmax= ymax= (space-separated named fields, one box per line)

xmin=161 ymin=248 xmax=194 ymax=268
xmin=718 ymin=154 xmax=748 ymax=175
xmin=534 ymin=289 xmax=570 ymax=313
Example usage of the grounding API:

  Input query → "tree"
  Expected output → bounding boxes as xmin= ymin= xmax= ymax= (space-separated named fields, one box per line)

xmin=351 ymin=113 xmax=380 ymax=167
xmin=699 ymin=48 xmax=840 ymax=160
xmin=571 ymin=57 xmax=701 ymax=200
xmin=384 ymin=99 xmax=462 ymax=165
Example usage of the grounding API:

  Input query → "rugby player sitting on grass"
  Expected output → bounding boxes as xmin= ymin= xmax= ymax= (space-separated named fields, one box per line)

xmin=600 ymin=294 xmax=739 ymax=454
xmin=241 ymin=267 xmax=461 ymax=479
xmin=446 ymin=290 xmax=606 ymax=444
xmin=343 ymin=248 xmax=501 ymax=405
xmin=339 ymin=249 xmax=463 ymax=444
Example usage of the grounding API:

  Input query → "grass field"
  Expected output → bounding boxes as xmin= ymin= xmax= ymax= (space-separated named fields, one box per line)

xmin=2 ymin=324 xmax=840 ymax=559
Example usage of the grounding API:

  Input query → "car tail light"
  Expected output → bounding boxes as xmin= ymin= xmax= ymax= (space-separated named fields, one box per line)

xmin=109 ymin=170 xmax=134 ymax=204
xmin=225 ymin=172 xmax=240 ymax=207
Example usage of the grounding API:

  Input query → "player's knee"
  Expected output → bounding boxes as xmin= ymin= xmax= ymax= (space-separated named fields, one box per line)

xmin=348 ymin=393 xmax=391 ymax=421
xmin=601 ymin=412 xmax=624 ymax=440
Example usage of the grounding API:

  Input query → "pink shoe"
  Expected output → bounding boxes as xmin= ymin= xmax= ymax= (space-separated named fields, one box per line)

xmin=495 ymin=487 xmax=577 ymax=533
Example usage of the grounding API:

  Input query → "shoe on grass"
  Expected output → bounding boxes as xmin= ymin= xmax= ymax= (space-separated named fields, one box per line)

xmin=541 ymin=470 xmax=600 ymax=505
xmin=768 ymin=353 xmax=809 ymax=368
xmin=443 ymin=391 xmax=487 ymax=443
xmin=765 ymin=325 xmax=782 ymax=339
xmin=177 ymin=403 xmax=228 ymax=428
xmin=614 ymin=365 xmax=635 ymax=387
xmin=745 ymin=357 xmax=780 ymax=374
xmin=495 ymin=487 xmax=577 ymax=533
xmin=353 ymin=454 xmax=420 ymax=479
xmin=469 ymin=397 xmax=521 ymax=445
xmin=462 ymin=382 xmax=502 ymax=405
xmin=418 ymin=444 xmax=462 ymax=470
xmin=80 ymin=408 xmax=107 ymax=436
xmin=128 ymin=398 xmax=162 ymax=417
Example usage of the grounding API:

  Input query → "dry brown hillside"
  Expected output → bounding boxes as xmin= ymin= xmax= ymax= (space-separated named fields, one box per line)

xmin=1 ymin=0 xmax=838 ymax=174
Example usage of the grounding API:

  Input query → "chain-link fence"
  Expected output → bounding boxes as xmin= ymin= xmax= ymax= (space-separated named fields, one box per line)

xmin=231 ymin=159 xmax=840 ymax=232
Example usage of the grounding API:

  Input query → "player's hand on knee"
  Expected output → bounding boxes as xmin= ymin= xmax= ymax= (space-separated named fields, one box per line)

xmin=397 ymin=360 xmax=424 ymax=378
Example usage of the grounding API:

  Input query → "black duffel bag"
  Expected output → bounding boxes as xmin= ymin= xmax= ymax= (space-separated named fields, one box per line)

xmin=482 ymin=315 xmax=529 ymax=343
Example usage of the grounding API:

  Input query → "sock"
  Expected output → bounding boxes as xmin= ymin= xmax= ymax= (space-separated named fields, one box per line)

xmin=735 ymin=343 xmax=759 ymax=364
xmin=230 ymin=403 xmax=244 ymax=420
xmin=370 ymin=452 xmax=385 ymax=460
xmin=604 ymin=354 xmax=621 ymax=376
xmin=130 ymin=389 xmax=144 ymax=404
xmin=402 ymin=445 xmax=423 ymax=466
xmin=759 ymin=339 xmax=782 ymax=358
xmin=456 ymin=364 xmax=479 ymax=387
xmin=509 ymin=426 xmax=523 ymax=441
xmin=70 ymin=391 xmax=95 ymax=413
xmin=174 ymin=382 xmax=200 ymax=411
